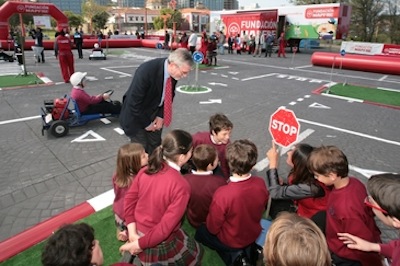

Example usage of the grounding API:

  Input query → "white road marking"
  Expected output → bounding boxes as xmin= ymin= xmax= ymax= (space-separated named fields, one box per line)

xmin=379 ymin=75 xmax=388 ymax=81
xmin=309 ymin=102 xmax=331 ymax=109
xmin=208 ymin=82 xmax=227 ymax=87
xmin=211 ymin=73 xmax=218 ymax=75
xmin=100 ymin=118 xmax=111 ymax=124
xmin=295 ymin=65 xmax=313 ymax=69
xmin=254 ymin=128 xmax=315 ymax=172
xmin=232 ymin=77 xmax=239 ymax=80
xmin=289 ymin=102 xmax=296 ymax=105
xmin=114 ymin=128 xmax=125 ymax=135
xmin=377 ymin=87 xmax=400 ymax=92
xmin=298 ymin=118 xmax=400 ymax=146
xmin=71 ymin=130 xmax=106 ymax=143
xmin=304 ymin=95 xmax=311 ymax=98
xmin=0 ymin=115 xmax=41 ymax=125
xmin=322 ymin=93 xmax=363 ymax=102
xmin=349 ymin=165 xmax=394 ymax=179
xmin=100 ymin=67 xmax=132 ymax=77
xmin=297 ymin=98 xmax=304 ymax=101
xmin=241 ymin=73 xmax=277 ymax=81
xmin=229 ymin=72 xmax=239 ymax=75
xmin=199 ymin=99 xmax=222 ymax=104
xmin=221 ymin=74 xmax=228 ymax=78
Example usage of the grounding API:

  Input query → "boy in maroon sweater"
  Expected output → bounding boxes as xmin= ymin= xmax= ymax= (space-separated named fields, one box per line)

xmin=195 ymin=139 xmax=269 ymax=265
xmin=338 ymin=173 xmax=400 ymax=266
xmin=184 ymin=144 xmax=227 ymax=228
xmin=191 ymin=113 xmax=233 ymax=179
xmin=308 ymin=146 xmax=382 ymax=266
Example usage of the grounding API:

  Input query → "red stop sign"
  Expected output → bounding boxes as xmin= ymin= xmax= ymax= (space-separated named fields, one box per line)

xmin=269 ymin=108 xmax=300 ymax=147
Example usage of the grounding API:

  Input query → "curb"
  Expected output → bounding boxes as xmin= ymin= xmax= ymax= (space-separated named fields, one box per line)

xmin=312 ymin=83 xmax=400 ymax=110
xmin=0 ymin=72 xmax=54 ymax=91
xmin=0 ymin=189 xmax=114 ymax=262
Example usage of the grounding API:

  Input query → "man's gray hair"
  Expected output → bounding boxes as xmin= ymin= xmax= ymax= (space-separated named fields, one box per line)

xmin=168 ymin=48 xmax=194 ymax=67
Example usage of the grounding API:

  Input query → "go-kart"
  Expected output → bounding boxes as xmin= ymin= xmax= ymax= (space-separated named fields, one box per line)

xmin=41 ymin=90 xmax=118 ymax=138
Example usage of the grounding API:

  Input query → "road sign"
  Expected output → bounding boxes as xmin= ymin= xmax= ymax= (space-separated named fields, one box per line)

xmin=269 ymin=108 xmax=300 ymax=147
xmin=156 ymin=42 xmax=163 ymax=49
xmin=340 ymin=49 xmax=346 ymax=56
xmin=193 ymin=51 xmax=204 ymax=64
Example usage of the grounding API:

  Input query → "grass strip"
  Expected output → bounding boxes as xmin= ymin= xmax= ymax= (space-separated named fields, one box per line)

xmin=1 ymin=206 xmax=224 ymax=266
xmin=326 ymin=84 xmax=400 ymax=107
xmin=0 ymin=74 xmax=43 ymax=88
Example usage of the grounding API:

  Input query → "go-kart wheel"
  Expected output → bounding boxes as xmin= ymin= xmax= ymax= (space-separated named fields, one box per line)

xmin=49 ymin=120 xmax=69 ymax=138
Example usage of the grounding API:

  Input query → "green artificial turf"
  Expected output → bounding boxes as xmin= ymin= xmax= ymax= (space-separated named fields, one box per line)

xmin=0 ymin=74 xmax=43 ymax=88
xmin=1 ymin=206 xmax=224 ymax=266
xmin=326 ymin=84 xmax=400 ymax=107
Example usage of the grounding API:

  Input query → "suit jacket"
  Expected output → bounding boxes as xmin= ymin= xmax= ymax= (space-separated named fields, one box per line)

xmin=120 ymin=58 xmax=177 ymax=137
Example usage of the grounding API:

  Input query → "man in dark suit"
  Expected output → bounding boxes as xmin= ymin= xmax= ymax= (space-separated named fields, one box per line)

xmin=119 ymin=48 xmax=193 ymax=154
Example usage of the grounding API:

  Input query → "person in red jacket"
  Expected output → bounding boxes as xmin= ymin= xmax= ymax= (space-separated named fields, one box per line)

xmin=277 ymin=32 xmax=286 ymax=58
xmin=54 ymin=28 xmax=74 ymax=83
xmin=309 ymin=146 xmax=382 ymax=266
xmin=338 ymin=173 xmax=400 ymax=266
xmin=195 ymin=139 xmax=269 ymax=265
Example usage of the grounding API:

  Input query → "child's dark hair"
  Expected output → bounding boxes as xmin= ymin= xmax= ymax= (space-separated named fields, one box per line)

xmin=192 ymin=144 xmax=217 ymax=171
xmin=115 ymin=143 xmax=145 ymax=188
xmin=290 ymin=144 xmax=315 ymax=185
xmin=42 ymin=223 xmax=95 ymax=266
xmin=368 ymin=173 xmax=400 ymax=219
xmin=308 ymin=145 xmax=349 ymax=178
xmin=226 ymin=139 xmax=257 ymax=176
xmin=209 ymin=113 xmax=233 ymax=134
xmin=146 ymin=129 xmax=192 ymax=174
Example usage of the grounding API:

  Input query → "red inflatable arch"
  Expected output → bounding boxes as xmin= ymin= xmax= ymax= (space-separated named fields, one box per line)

xmin=0 ymin=1 xmax=68 ymax=40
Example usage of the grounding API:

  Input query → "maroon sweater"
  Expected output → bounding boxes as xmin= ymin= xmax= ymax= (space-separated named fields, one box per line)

xmin=380 ymin=239 xmax=400 ymax=265
xmin=326 ymin=177 xmax=382 ymax=265
xmin=192 ymin=131 xmax=230 ymax=179
xmin=206 ymin=176 xmax=269 ymax=248
xmin=184 ymin=172 xmax=227 ymax=228
xmin=124 ymin=164 xmax=191 ymax=249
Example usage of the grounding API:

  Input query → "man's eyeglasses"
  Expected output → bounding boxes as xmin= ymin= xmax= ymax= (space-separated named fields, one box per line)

xmin=364 ymin=196 xmax=388 ymax=215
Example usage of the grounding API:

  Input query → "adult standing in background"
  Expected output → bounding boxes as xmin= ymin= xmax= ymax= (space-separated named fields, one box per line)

xmin=119 ymin=48 xmax=194 ymax=155
xmin=265 ymin=32 xmax=275 ymax=57
xmin=253 ymin=31 xmax=264 ymax=57
xmin=73 ymin=28 xmax=83 ymax=59
xmin=164 ymin=30 xmax=170 ymax=50
xmin=54 ymin=29 xmax=74 ymax=83
xmin=277 ymin=32 xmax=286 ymax=58
xmin=188 ymin=31 xmax=198 ymax=54
xmin=217 ymin=31 xmax=226 ymax=55
xmin=35 ymin=27 xmax=45 ymax=63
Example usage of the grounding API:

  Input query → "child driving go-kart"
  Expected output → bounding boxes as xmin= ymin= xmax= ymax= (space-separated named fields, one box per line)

xmin=70 ymin=71 xmax=121 ymax=115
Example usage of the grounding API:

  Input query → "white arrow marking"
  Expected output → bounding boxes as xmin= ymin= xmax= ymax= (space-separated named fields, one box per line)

xmin=349 ymin=165 xmax=395 ymax=179
xmin=208 ymin=82 xmax=227 ymax=87
xmin=199 ymin=99 xmax=222 ymax=104
xmin=253 ymin=129 xmax=315 ymax=172
xmin=309 ymin=102 xmax=331 ymax=109
xmin=71 ymin=130 xmax=106 ymax=143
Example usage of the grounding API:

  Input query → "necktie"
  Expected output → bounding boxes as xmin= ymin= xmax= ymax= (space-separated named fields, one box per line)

xmin=163 ymin=77 xmax=172 ymax=127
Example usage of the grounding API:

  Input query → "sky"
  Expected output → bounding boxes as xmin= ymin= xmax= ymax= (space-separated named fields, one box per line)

xmin=239 ymin=0 xmax=293 ymax=8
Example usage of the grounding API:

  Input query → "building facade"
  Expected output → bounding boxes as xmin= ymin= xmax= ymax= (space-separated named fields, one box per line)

xmin=202 ymin=0 xmax=223 ymax=10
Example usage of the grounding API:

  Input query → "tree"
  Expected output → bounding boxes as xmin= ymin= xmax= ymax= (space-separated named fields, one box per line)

xmin=92 ymin=11 xmax=110 ymax=31
xmin=82 ymin=0 xmax=107 ymax=33
xmin=153 ymin=8 xmax=183 ymax=31
xmin=64 ymin=11 xmax=84 ymax=29
xmin=350 ymin=0 xmax=384 ymax=42
xmin=384 ymin=0 xmax=400 ymax=43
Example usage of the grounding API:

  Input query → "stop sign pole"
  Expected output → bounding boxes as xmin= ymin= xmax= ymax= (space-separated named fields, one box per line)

xmin=269 ymin=107 xmax=301 ymax=147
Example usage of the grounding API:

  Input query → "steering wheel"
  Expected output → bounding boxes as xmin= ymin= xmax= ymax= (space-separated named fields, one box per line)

xmin=103 ymin=89 xmax=114 ymax=102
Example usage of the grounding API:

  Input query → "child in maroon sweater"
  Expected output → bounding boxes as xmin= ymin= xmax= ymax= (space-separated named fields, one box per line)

xmin=338 ymin=173 xmax=400 ymax=266
xmin=184 ymin=144 xmax=227 ymax=228
xmin=309 ymin=146 xmax=382 ymax=266
xmin=112 ymin=143 xmax=148 ymax=241
xmin=195 ymin=139 xmax=269 ymax=265
xmin=191 ymin=113 xmax=233 ymax=180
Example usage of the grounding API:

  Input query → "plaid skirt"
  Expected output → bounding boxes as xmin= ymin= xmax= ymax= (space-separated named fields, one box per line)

xmin=137 ymin=228 xmax=203 ymax=266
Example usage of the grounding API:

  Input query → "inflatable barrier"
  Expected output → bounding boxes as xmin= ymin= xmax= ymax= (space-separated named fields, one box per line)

xmin=311 ymin=52 xmax=400 ymax=75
